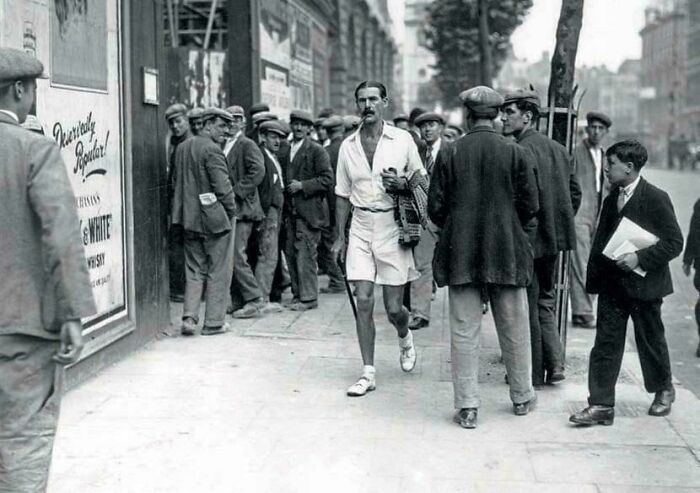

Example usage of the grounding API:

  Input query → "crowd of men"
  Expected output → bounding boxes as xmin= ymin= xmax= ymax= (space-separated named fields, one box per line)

xmin=2 ymin=43 xmax=700 ymax=490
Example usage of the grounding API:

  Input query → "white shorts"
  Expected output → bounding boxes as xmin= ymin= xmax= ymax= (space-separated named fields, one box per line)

xmin=346 ymin=208 xmax=419 ymax=286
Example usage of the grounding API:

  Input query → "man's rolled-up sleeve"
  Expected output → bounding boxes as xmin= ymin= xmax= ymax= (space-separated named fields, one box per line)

xmin=335 ymin=143 xmax=352 ymax=199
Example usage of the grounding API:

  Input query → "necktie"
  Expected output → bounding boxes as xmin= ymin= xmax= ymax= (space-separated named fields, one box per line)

xmin=425 ymin=145 xmax=435 ymax=175
xmin=617 ymin=188 xmax=626 ymax=212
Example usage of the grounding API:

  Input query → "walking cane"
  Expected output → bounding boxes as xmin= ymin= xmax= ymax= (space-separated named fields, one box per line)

xmin=337 ymin=256 xmax=357 ymax=319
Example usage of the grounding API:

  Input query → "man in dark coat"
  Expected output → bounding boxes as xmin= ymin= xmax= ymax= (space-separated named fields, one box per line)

xmin=171 ymin=108 xmax=237 ymax=336
xmin=570 ymin=112 xmax=611 ymax=327
xmin=570 ymin=140 xmax=683 ymax=426
xmin=317 ymin=115 xmax=346 ymax=294
xmin=224 ymin=105 xmax=266 ymax=318
xmin=428 ymin=86 xmax=539 ymax=429
xmin=281 ymin=110 xmax=334 ymax=311
xmin=501 ymin=89 xmax=582 ymax=387
xmin=683 ymin=198 xmax=700 ymax=357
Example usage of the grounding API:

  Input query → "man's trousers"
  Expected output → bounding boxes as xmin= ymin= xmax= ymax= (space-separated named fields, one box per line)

xmin=168 ymin=225 xmax=185 ymax=299
xmin=449 ymin=284 xmax=535 ymax=409
xmin=317 ymin=224 xmax=344 ymax=289
xmin=284 ymin=217 xmax=321 ymax=303
xmin=410 ymin=222 xmax=439 ymax=321
xmin=231 ymin=220 xmax=263 ymax=306
xmin=588 ymin=291 xmax=673 ymax=407
xmin=0 ymin=335 xmax=62 ymax=493
xmin=183 ymin=227 xmax=235 ymax=327
xmin=527 ymin=254 xmax=564 ymax=385
xmin=254 ymin=206 xmax=282 ymax=299
xmin=571 ymin=216 xmax=597 ymax=319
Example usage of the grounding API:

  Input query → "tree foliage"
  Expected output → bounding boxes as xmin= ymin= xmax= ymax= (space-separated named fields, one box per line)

xmin=425 ymin=0 xmax=533 ymax=108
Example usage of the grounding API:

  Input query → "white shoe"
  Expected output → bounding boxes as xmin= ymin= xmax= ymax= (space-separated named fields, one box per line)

xmin=346 ymin=375 xmax=376 ymax=397
xmin=400 ymin=340 xmax=417 ymax=372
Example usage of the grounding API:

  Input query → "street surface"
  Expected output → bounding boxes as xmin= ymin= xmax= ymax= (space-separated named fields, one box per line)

xmin=48 ymin=166 xmax=700 ymax=492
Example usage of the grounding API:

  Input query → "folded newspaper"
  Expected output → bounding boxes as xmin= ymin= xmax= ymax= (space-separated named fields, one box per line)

xmin=602 ymin=217 xmax=659 ymax=277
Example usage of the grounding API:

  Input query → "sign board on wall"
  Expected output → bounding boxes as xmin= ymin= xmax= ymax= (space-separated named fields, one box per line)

xmin=0 ymin=0 xmax=128 ymax=331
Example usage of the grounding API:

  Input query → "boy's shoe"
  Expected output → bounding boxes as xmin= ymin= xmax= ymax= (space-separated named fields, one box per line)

xmin=181 ymin=318 xmax=197 ymax=336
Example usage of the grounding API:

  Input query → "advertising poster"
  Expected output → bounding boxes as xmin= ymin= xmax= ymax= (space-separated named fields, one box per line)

xmin=259 ymin=0 xmax=290 ymax=69
xmin=187 ymin=49 xmax=227 ymax=108
xmin=311 ymin=21 xmax=330 ymax=114
xmin=290 ymin=3 xmax=314 ymax=113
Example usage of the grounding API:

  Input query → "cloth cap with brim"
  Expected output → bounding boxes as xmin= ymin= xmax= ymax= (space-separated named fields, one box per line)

xmin=343 ymin=115 xmax=361 ymax=130
xmin=165 ymin=103 xmax=188 ymax=121
xmin=321 ymin=115 xmax=344 ymax=130
xmin=290 ymin=110 xmax=314 ymax=125
xmin=259 ymin=120 xmax=288 ymax=137
xmin=249 ymin=102 xmax=270 ymax=116
xmin=226 ymin=105 xmax=245 ymax=117
xmin=252 ymin=111 xmax=278 ymax=125
xmin=459 ymin=86 xmax=505 ymax=113
xmin=187 ymin=107 xmax=205 ymax=120
xmin=414 ymin=112 xmax=445 ymax=126
xmin=586 ymin=111 xmax=612 ymax=128
xmin=393 ymin=113 xmax=409 ymax=123
xmin=0 ymin=48 xmax=47 ymax=85
xmin=503 ymin=88 xmax=541 ymax=108
xmin=446 ymin=124 xmax=464 ymax=135
xmin=202 ymin=107 xmax=234 ymax=123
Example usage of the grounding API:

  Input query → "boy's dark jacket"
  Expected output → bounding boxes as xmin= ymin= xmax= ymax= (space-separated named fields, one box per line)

xmin=586 ymin=177 xmax=683 ymax=300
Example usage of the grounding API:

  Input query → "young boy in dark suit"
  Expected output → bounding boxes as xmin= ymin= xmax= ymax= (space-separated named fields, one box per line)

xmin=570 ymin=140 xmax=684 ymax=426
xmin=683 ymin=198 xmax=700 ymax=357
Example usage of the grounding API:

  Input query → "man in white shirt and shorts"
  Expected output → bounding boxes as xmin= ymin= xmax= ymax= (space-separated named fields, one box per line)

xmin=332 ymin=80 xmax=426 ymax=396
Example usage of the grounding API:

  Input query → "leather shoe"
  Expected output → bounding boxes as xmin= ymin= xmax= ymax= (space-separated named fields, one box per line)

xmin=408 ymin=317 xmax=429 ymax=330
xmin=513 ymin=396 xmax=537 ymax=416
xmin=546 ymin=368 xmax=566 ymax=384
xmin=453 ymin=408 xmax=478 ymax=429
xmin=648 ymin=387 xmax=675 ymax=416
xmin=288 ymin=300 xmax=318 ymax=311
xmin=569 ymin=405 xmax=614 ymax=426
xmin=572 ymin=314 xmax=596 ymax=329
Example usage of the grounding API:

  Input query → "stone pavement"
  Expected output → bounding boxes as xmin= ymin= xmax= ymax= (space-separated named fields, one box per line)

xmin=48 ymin=284 xmax=700 ymax=492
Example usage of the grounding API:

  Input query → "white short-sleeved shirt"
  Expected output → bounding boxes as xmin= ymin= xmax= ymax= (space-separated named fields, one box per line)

xmin=335 ymin=122 xmax=425 ymax=210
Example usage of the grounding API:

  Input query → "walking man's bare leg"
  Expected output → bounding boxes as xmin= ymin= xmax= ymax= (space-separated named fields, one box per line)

xmin=354 ymin=280 xmax=377 ymax=366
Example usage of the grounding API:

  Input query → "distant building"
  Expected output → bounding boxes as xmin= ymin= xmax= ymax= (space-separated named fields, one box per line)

xmin=403 ymin=0 xmax=437 ymax=112
xmin=598 ymin=60 xmax=641 ymax=139
xmin=681 ymin=0 xmax=700 ymax=145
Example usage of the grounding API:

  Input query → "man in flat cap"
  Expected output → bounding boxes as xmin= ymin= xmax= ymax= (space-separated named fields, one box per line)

xmin=429 ymin=85 xmax=539 ymax=428
xmin=187 ymin=107 xmax=205 ymax=136
xmin=570 ymin=111 xmax=612 ymax=328
xmin=280 ymin=110 xmax=334 ymax=311
xmin=222 ymin=105 xmax=267 ymax=318
xmin=442 ymin=124 xmax=464 ymax=143
xmin=253 ymin=120 xmax=287 ymax=313
xmin=165 ymin=103 xmax=193 ymax=303
xmin=246 ymin=102 xmax=271 ymax=142
xmin=317 ymin=116 xmax=347 ymax=294
xmin=0 ymin=47 xmax=96 ymax=491
xmin=332 ymin=80 xmax=424 ymax=397
xmin=502 ymin=88 xmax=581 ymax=387
xmin=393 ymin=113 xmax=410 ymax=131
xmin=313 ymin=117 xmax=330 ymax=147
xmin=171 ymin=108 xmax=237 ymax=336
xmin=408 ymin=111 xmax=449 ymax=331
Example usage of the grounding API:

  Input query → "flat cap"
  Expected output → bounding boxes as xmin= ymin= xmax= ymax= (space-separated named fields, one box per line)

xmin=446 ymin=124 xmax=464 ymax=135
xmin=343 ymin=115 xmax=361 ymax=130
xmin=259 ymin=120 xmax=288 ymax=136
xmin=289 ymin=110 xmax=314 ymax=125
xmin=22 ymin=114 xmax=44 ymax=134
xmin=187 ymin=107 xmax=205 ymax=120
xmin=317 ymin=108 xmax=334 ymax=119
xmin=321 ymin=115 xmax=344 ymax=130
xmin=393 ymin=113 xmax=409 ymax=123
xmin=202 ymin=107 xmax=234 ymax=122
xmin=586 ymin=111 xmax=612 ymax=128
xmin=226 ymin=105 xmax=245 ymax=117
xmin=459 ymin=86 xmax=504 ymax=112
xmin=313 ymin=118 xmax=325 ymax=127
xmin=503 ymin=88 xmax=541 ymax=107
xmin=252 ymin=111 xmax=278 ymax=125
xmin=165 ymin=103 xmax=188 ymax=121
xmin=0 ymin=48 xmax=47 ymax=84
xmin=249 ymin=102 xmax=270 ymax=116
xmin=414 ymin=112 xmax=445 ymax=126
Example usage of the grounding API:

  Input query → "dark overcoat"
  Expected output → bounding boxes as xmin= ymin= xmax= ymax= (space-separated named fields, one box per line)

xmin=225 ymin=134 xmax=265 ymax=221
xmin=257 ymin=144 xmax=284 ymax=213
xmin=683 ymin=199 xmax=700 ymax=268
xmin=574 ymin=139 xmax=609 ymax=223
xmin=586 ymin=178 xmax=683 ymax=300
xmin=428 ymin=125 xmax=539 ymax=287
xmin=518 ymin=128 xmax=581 ymax=258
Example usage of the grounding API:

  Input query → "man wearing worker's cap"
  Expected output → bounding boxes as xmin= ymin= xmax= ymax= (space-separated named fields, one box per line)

xmin=171 ymin=107 xmax=237 ymax=337
xmin=246 ymin=102 xmax=271 ymax=141
xmin=281 ymin=110 xmax=334 ymax=311
xmin=502 ymin=87 xmax=582 ymax=388
xmin=187 ymin=107 xmax=205 ymax=135
xmin=409 ymin=111 xmax=449 ymax=331
xmin=165 ymin=103 xmax=194 ymax=303
xmin=0 ymin=47 xmax=96 ymax=491
xmin=316 ymin=115 xmax=347 ymax=295
xmin=442 ymin=124 xmax=464 ymax=143
xmin=429 ymin=85 xmax=539 ymax=428
xmin=570 ymin=111 xmax=612 ymax=328
xmin=393 ymin=113 xmax=410 ymax=131
xmin=313 ymin=117 xmax=330 ymax=147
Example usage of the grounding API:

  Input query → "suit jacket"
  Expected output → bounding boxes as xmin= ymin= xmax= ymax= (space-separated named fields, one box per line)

xmin=0 ymin=112 xmax=96 ymax=339
xmin=258 ymin=144 xmax=284 ymax=213
xmin=225 ymin=134 xmax=265 ymax=221
xmin=428 ymin=125 xmax=539 ymax=287
xmin=518 ymin=128 xmax=581 ymax=257
xmin=684 ymin=198 xmax=700 ymax=267
xmin=171 ymin=135 xmax=236 ymax=233
xmin=574 ymin=139 xmax=609 ymax=222
xmin=586 ymin=178 xmax=683 ymax=300
xmin=283 ymin=138 xmax=334 ymax=230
